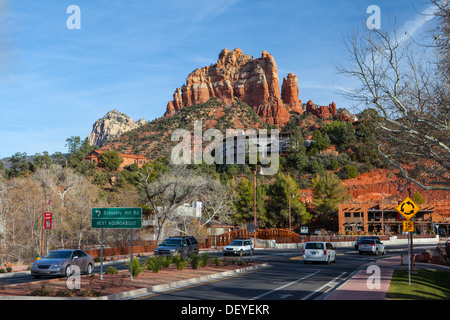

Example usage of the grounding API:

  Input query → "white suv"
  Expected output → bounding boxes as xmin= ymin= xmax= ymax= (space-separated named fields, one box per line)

xmin=223 ymin=238 xmax=254 ymax=256
xmin=358 ymin=239 xmax=386 ymax=255
xmin=303 ymin=241 xmax=336 ymax=264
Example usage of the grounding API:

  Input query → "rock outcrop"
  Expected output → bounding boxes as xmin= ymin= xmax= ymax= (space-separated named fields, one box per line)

xmin=281 ymin=73 xmax=302 ymax=114
xmin=305 ymin=100 xmax=340 ymax=119
xmin=88 ymin=110 xmax=147 ymax=148
xmin=165 ymin=48 xmax=291 ymax=126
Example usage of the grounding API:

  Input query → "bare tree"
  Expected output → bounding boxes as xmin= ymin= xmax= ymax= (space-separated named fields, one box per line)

xmin=337 ymin=9 xmax=449 ymax=190
xmin=138 ymin=166 xmax=217 ymax=240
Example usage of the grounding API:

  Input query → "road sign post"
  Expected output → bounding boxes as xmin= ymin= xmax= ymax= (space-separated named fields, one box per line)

xmin=396 ymin=197 xmax=420 ymax=285
xmin=91 ymin=207 xmax=142 ymax=281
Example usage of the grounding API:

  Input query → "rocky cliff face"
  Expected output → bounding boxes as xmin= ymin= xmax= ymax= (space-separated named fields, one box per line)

xmin=165 ymin=48 xmax=296 ymax=127
xmin=88 ymin=110 xmax=147 ymax=148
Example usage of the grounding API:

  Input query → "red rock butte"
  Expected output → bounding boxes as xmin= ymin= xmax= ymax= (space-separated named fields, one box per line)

xmin=165 ymin=48 xmax=306 ymax=127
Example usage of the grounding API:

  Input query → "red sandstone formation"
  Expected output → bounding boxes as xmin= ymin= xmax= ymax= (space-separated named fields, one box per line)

xmin=305 ymin=100 xmax=338 ymax=119
xmin=164 ymin=48 xmax=291 ymax=126
xmin=281 ymin=73 xmax=303 ymax=114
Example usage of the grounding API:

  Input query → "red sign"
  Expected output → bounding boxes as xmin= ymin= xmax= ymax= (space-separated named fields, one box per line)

xmin=44 ymin=212 xmax=52 ymax=229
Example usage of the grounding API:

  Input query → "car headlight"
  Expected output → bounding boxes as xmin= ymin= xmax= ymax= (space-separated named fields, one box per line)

xmin=51 ymin=263 xmax=61 ymax=268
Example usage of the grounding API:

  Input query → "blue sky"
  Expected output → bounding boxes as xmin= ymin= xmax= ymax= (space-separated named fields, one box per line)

xmin=0 ymin=0 xmax=437 ymax=158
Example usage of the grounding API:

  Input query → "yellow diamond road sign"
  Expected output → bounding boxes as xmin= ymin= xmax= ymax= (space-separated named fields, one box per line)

xmin=396 ymin=197 xmax=420 ymax=220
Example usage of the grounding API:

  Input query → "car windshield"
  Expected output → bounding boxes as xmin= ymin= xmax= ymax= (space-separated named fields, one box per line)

xmin=229 ymin=240 xmax=244 ymax=246
xmin=360 ymin=240 xmax=375 ymax=244
xmin=161 ymin=239 xmax=181 ymax=246
xmin=305 ymin=243 xmax=324 ymax=249
xmin=44 ymin=251 xmax=72 ymax=259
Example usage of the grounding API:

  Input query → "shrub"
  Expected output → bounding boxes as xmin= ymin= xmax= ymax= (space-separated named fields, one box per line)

xmin=79 ymin=289 xmax=101 ymax=297
xmin=105 ymin=266 xmax=118 ymax=275
xmin=173 ymin=255 xmax=189 ymax=271
xmin=126 ymin=257 xmax=143 ymax=277
xmin=145 ymin=256 xmax=162 ymax=273
xmin=0 ymin=268 xmax=5 ymax=273
xmin=6 ymin=267 xmax=12 ymax=273
xmin=214 ymin=258 xmax=221 ymax=266
xmin=200 ymin=253 xmax=210 ymax=267
xmin=190 ymin=253 xmax=201 ymax=270
xmin=339 ymin=164 xmax=358 ymax=179
xmin=160 ymin=256 xmax=173 ymax=269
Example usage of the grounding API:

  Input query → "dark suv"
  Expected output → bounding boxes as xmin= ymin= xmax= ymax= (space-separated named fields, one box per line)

xmin=154 ymin=236 xmax=199 ymax=258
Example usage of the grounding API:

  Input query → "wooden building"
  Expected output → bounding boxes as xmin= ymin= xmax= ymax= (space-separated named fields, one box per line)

xmin=338 ymin=201 xmax=450 ymax=235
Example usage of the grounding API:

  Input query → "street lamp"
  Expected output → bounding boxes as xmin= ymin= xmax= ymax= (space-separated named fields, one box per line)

xmin=253 ymin=165 xmax=263 ymax=248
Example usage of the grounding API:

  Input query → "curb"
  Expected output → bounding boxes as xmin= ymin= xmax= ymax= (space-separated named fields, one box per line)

xmin=99 ymin=263 xmax=271 ymax=300
xmin=0 ymin=263 xmax=271 ymax=300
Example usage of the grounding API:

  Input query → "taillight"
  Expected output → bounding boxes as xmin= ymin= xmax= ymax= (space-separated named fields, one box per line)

xmin=324 ymin=250 xmax=327 ymax=255
xmin=370 ymin=244 xmax=374 ymax=246
xmin=303 ymin=249 xmax=305 ymax=254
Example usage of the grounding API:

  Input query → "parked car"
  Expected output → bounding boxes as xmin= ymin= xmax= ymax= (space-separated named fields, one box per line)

xmin=354 ymin=236 xmax=381 ymax=250
xmin=303 ymin=241 xmax=336 ymax=264
xmin=222 ymin=238 xmax=254 ymax=256
xmin=30 ymin=249 xmax=94 ymax=279
xmin=358 ymin=239 xmax=386 ymax=255
xmin=154 ymin=236 xmax=199 ymax=258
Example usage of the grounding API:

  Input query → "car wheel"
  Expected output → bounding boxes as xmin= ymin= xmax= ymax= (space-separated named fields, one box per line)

xmin=239 ymin=250 xmax=243 ymax=257
xmin=33 ymin=275 xmax=41 ymax=279
xmin=86 ymin=263 xmax=93 ymax=275
xmin=65 ymin=265 xmax=72 ymax=277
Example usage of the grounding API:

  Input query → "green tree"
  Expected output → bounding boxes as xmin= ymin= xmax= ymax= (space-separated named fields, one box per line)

xmin=286 ymin=127 xmax=309 ymax=172
xmin=8 ymin=152 xmax=32 ymax=178
xmin=311 ymin=172 xmax=350 ymax=228
xmin=99 ymin=151 xmax=123 ymax=172
xmin=267 ymin=172 xmax=311 ymax=228
xmin=233 ymin=177 xmax=268 ymax=227
xmin=65 ymin=136 xmax=98 ymax=174
xmin=309 ymin=130 xmax=331 ymax=155
xmin=322 ymin=120 xmax=357 ymax=151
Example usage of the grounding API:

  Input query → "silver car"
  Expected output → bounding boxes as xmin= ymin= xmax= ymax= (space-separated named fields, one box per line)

xmin=358 ymin=239 xmax=386 ymax=255
xmin=303 ymin=241 xmax=336 ymax=264
xmin=31 ymin=249 xmax=95 ymax=278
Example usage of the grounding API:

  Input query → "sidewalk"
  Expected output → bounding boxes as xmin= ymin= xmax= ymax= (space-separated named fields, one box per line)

xmin=323 ymin=255 xmax=450 ymax=300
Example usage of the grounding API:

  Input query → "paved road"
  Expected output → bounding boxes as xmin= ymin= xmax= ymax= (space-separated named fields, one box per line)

xmin=3 ymin=244 xmax=436 ymax=300
xmin=134 ymin=245 xmax=428 ymax=300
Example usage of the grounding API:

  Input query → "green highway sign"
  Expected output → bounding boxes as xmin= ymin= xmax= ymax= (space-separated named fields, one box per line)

xmin=91 ymin=207 xmax=142 ymax=229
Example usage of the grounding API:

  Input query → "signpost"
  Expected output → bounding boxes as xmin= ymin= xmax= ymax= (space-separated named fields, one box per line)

xmin=91 ymin=207 xmax=142 ymax=280
xmin=396 ymin=197 xmax=420 ymax=285
xmin=44 ymin=212 xmax=52 ymax=229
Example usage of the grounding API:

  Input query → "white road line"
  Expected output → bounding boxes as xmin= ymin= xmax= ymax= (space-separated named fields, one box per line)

xmin=250 ymin=271 xmax=320 ymax=300
xmin=301 ymin=272 xmax=347 ymax=300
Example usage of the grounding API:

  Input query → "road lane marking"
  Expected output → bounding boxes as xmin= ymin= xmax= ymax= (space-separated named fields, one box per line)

xmin=134 ymin=265 xmax=273 ymax=300
xmin=301 ymin=272 xmax=347 ymax=300
xmin=249 ymin=271 xmax=321 ymax=300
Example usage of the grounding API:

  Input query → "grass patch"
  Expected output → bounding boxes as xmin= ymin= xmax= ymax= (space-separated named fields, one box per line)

xmin=386 ymin=269 xmax=450 ymax=300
